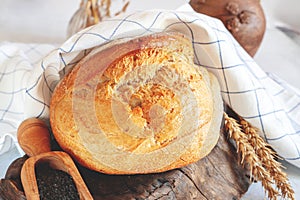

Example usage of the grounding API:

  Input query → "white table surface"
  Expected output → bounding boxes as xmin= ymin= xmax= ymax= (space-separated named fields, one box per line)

xmin=0 ymin=0 xmax=299 ymax=199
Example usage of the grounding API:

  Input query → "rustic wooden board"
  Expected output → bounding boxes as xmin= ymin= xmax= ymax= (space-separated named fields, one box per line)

xmin=0 ymin=127 xmax=251 ymax=200
xmin=78 ymin=128 xmax=251 ymax=200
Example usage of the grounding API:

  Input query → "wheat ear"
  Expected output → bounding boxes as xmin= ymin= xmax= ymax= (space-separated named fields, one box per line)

xmin=223 ymin=112 xmax=295 ymax=200
xmin=239 ymin=118 xmax=295 ymax=200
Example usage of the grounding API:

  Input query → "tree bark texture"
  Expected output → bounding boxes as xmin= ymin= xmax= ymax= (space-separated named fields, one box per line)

xmin=0 ymin=128 xmax=251 ymax=200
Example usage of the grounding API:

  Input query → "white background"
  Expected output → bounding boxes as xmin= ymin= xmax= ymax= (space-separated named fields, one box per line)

xmin=0 ymin=0 xmax=299 ymax=199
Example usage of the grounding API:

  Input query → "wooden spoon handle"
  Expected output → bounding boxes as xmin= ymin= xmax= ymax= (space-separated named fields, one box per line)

xmin=17 ymin=118 xmax=51 ymax=157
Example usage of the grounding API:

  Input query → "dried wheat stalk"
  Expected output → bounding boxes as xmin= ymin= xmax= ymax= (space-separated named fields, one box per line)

xmin=89 ymin=0 xmax=130 ymax=25
xmin=239 ymin=118 xmax=295 ymax=200
xmin=224 ymin=112 xmax=295 ymax=200
xmin=68 ymin=0 xmax=130 ymax=36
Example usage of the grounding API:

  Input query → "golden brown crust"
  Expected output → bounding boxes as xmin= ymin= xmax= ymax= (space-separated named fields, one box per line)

xmin=50 ymin=32 xmax=223 ymax=174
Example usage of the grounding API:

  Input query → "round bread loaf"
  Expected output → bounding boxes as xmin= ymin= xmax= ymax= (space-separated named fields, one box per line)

xmin=50 ymin=32 xmax=223 ymax=174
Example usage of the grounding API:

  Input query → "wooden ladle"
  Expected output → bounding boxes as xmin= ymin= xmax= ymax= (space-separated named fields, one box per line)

xmin=17 ymin=118 xmax=92 ymax=200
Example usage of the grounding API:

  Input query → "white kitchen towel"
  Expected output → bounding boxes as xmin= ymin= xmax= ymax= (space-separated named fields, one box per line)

xmin=0 ymin=10 xmax=299 ymax=171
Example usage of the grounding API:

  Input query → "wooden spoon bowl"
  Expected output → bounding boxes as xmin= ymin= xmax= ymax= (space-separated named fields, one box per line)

xmin=17 ymin=118 xmax=92 ymax=200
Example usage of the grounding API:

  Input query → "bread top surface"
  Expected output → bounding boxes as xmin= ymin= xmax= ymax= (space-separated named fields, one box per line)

xmin=50 ymin=32 xmax=223 ymax=174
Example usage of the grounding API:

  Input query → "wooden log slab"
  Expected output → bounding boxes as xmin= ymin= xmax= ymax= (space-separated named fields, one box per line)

xmin=0 ymin=155 xmax=28 ymax=200
xmin=0 ymin=128 xmax=251 ymax=200
xmin=78 ymin=128 xmax=251 ymax=199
